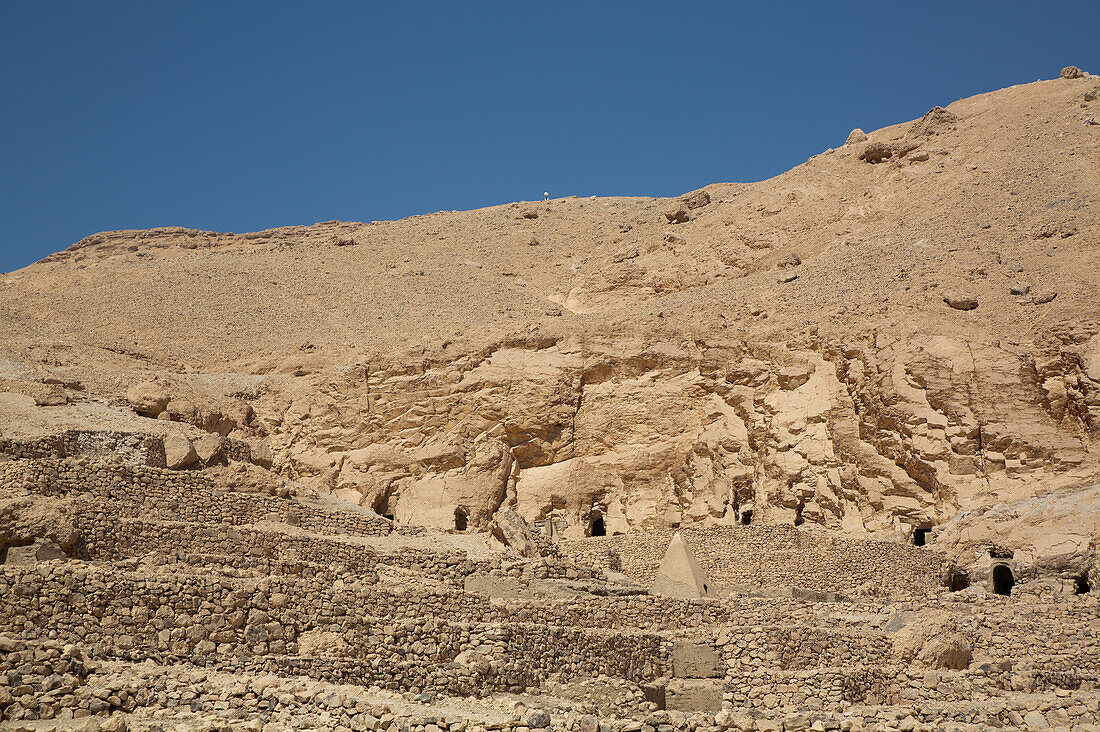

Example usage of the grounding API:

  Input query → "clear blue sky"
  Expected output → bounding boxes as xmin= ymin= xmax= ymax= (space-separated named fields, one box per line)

xmin=1 ymin=1 xmax=1097 ymax=272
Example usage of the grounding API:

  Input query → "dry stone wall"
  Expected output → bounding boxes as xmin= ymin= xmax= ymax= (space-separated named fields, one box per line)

xmin=76 ymin=513 xmax=491 ymax=585
xmin=0 ymin=429 xmax=269 ymax=470
xmin=561 ymin=526 xmax=946 ymax=596
xmin=0 ymin=457 xmax=392 ymax=538
xmin=0 ymin=431 xmax=164 ymax=465
xmin=0 ymin=563 xmax=665 ymax=698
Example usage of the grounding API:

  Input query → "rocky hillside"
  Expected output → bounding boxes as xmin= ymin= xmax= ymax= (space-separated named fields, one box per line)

xmin=2 ymin=68 xmax=1098 ymax=579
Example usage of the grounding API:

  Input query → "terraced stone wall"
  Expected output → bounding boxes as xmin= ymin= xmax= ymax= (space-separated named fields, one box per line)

xmin=0 ymin=564 xmax=665 ymax=696
xmin=560 ymin=525 xmax=947 ymax=596
xmin=0 ymin=457 xmax=391 ymax=538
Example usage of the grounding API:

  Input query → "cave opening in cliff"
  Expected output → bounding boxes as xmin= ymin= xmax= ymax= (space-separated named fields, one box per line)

xmin=454 ymin=506 xmax=468 ymax=532
xmin=740 ymin=509 xmax=753 ymax=526
xmin=1076 ymin=573 xmax=1092 ymax=594
xmin=992 ymin=564 xmax=1015 ymax=596
xmin=374 ymin=494 xmax=394 ymax=522
xmin=947 ymin=569 xmax=970 ymax=592
xmin=913 ymin=528 xmax=928 ymax=547
xmin=588 ymin=514 xmax=606 ymax=537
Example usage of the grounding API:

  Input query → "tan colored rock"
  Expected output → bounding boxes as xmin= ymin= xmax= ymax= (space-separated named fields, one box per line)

xmin=664 ymin=201 xmax=690 ymax=223
xmin=679 ymin=188 xmax=711 ymax=209
xmin=297 ymin=630 xmax=350 ymax=657
xmin=193 ymin=434 xmax=225 ymax=465
xmin=163 ymin=434 xmax=198 ymax=469
xmin=943 ymin=293 xmax=978 ymax=310
xmin=489 ymin=507 xmax=541 ymax=558
xmin=127 ymin=380 xmax=170 ymax=416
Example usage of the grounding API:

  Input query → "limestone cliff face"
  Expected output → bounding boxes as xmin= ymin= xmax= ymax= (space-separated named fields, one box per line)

xmin=252 ymin=330 xmax=1097 ymax=553
xmin=1 ymin=73 xmax=1098 ymax=579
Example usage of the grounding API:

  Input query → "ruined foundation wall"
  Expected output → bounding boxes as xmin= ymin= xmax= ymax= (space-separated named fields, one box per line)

xmin=0 ymin=457 xmax=392 ymax=538
xmin=560 ymin=526 xmax=947 ymax=596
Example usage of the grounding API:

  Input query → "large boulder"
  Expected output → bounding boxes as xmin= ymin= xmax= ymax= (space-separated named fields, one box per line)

xmin=3 ymin=538 xmax=65 ymax=565
xmin=890 ymin=611 xmax=974 ymax=669
xmin=489 ymin=507 xmax=541 ymax=558
xmin=163 ymin=434 xmax=198 ymax=469
xmin=127 ymin=380 xmax=171 ymax=417
xmin=193 ymin=434 xmax=225 ymax=465
xmin=919 ymin=633 xmax=974 ymax=670
xmin=296 ymin=630 xmax=350 ymax=657
xmin=679 ymin=189 xmax=711 ymax=210
xmin=0 ymin=496 xmax=80 ymax=555
xmin=664 ymin=202 xmax=690 ymax=223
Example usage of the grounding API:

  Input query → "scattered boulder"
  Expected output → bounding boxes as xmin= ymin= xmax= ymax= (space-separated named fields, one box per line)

xmin=127 ymin=380 xmax=170 ymax=417
xmin=525 ymin=710 xmax=551 ymax=729
xmin=664 ymin=202 xmax=691 ymax=224
xmin=1032 ymin=290 xmax=1057 ymax=304
xmin=297 ymin=630 xmax=351 ymax=657
xmin=163 ymin=434 xmax=198 ymax=470
xmin=193 ymin=434 xmax=225 ymax=465
xmin=907 ymin=106 xmax=958 ymax=138
xmin=679 ymin=188 xmax=711 ymax=209
xmin=453 ymin=649 xmax=492 ymax=675
xmin=0 ymin=496 xmax=80 ymax=555
xmin=1010 ymin=284 xmax=1030 ymax=296
xmin=859 ymin=141 xmax=895 ymax=164
xmin=779 ymin=253 xmax=802 ymax=268
xmin=943 ymin=293 xmax=978 ymax=310
xmin=1023 ymin=710 xmax=1049 ymax=728
xmin=2 ymin=538 xmax=65 ymax=565
xmin=778 ymin=272 xmax=799 ymax=283
xmin=1061 ymin=65 xmax=1083 ymax=79
xmin=32 ymin=383 xmax=68 ymax=406
xmin=521 ymin=209 xmax=539 ymax=219
xmin=891 ymin=611 xmax=974 ymax=670
xmin=846 ymin=128 xmax=868 ymax=145
xmin=489 ymin=507 xmax=541 ymax=558
xmin=920 ymin=632 xmax=973 ymax=669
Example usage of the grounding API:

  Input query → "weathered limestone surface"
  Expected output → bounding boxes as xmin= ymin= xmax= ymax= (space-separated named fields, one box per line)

xmin=1 ymin=73 xmax=1100 ymax=730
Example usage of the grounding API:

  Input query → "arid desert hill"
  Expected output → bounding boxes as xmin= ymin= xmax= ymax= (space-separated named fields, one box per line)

xmin=2 ymin=69 xmax=1099 ymax=583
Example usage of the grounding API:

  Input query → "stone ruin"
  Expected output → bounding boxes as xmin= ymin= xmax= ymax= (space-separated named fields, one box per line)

xmin=1 ymin=431 xmax=1098 ymax=732
xmin=2 ymin=70 xmax=1100 ymax=732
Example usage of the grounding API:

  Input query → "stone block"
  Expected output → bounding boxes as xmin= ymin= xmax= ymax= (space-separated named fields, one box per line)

xmin=665 ymin=679 xmax=723 ymax=712
xmin=672 ymin=641 xmax=721 ymax=678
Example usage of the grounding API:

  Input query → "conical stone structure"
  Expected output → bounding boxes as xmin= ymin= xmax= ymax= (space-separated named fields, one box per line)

xmin=651 ymin=531 xmax=714 ymax=599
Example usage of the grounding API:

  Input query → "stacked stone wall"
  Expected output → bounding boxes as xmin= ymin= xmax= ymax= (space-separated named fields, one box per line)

xmin=0 ymin=457 xmax=391 ymax=538
xmin=560 ymin=525 xmax=946 ymax=597
xmin=0 ymin=564 xmax=664 ymax=696
xmin=75 ymin=513 xmax=489 ymax=585
xmin=0 ymin=429 xmax=268 ymax=469
xmin=0 ymin=431 xmax=164 ymax=466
